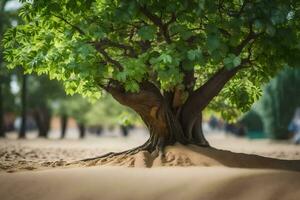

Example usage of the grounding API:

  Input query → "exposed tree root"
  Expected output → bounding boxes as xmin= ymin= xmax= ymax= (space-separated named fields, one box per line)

xmin=70 ymin=143 xmax=300 ymax=171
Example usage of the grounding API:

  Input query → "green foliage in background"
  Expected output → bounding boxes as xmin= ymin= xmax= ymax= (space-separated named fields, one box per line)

xmin=260 ymin=68 xmax=300 ymax=139
xmin=55 ymin=93 xmax=140 ymax=127
xmin=0 ymin=0 xmax=20 ymax=114
xmin=85 ymin=94 xmax=141 ymax=127
xmin=27 ymin=75 xmax=66 ymax=109
xmin=239 ymin=110 xmax=264 ymax=132
xmin=2 ymin=0 xmax=300 ymax=120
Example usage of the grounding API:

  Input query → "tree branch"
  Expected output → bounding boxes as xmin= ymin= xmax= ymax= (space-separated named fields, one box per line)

xmin=233 ymin=23 xmax=258 ymax=55
xmin=166 ymin=12 xmax=176 ymax=26
xmin=181 ymin=47 xmax=255 ymax=120
xmin=94 ymin=39 xmax=137 ymax=58
xmin=52 ymin=14 xmax=86 ymax=35
xmin=94 ymin=45 xmax=123 ymax=71
xmin=103 ymin=80 xmax=164 ymax=116
xmin=182 ymin=22 xmax=259 ymax=118
xmin=218 ymin=28 xmax=231 ymax=38
xmin=184 ymin=67 xmax=240 ymax=114
xmin=139 ymin=6 xmax=172 ymax=43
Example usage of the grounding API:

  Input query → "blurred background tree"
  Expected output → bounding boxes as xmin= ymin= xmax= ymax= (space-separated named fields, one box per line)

xmin=0 ymin=0 xmax=20 ymax=137
xmin=27 ymin=75 xmax=65 ymax=138
xmin=260 ymin=68 xmax=300 ymax=139
xmin=236 ymin=67 xmax=300 ymax=140
xmin=85 ymin=95 xmax=141 ymax=137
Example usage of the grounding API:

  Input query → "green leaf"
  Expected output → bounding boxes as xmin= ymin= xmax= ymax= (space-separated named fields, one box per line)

xmin=207 ymin=35 xmax=220 ymax=52
xmin=159 ymin=54 xmax=172 ymax=64
xmin=233 ymin=56 xmax=241 ymax=67
xmin=266 ymin=24 xmax=276 ymax=36
xmin=254 ymin=20 xmax=264 ymax=33
xmin=187 ymin=49 xmax=202 ymax=61
xmin=125 ymin=80 xmax=140 ymax=92
xmin=138 ymin=26 xmax=156 ymax=40
xmin=223 ymin=54 xmax=241 ymax=69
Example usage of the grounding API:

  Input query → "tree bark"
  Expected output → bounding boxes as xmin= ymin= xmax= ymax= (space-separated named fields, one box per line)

xmin=105 ymin=81 xmax=204 ymax=150
xmin=19 ymin=74 xmax=27 ymax=139
xmin=180 ymin=67 xmax=240 ymax=143
xmin=101 ymin=66 xmax=244 ymax=149
xmin=60 ymin=114 xmax=68 ymax=139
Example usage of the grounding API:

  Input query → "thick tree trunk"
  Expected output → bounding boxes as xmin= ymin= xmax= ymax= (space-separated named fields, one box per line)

xmin=105 ymin=81 xmax=209 ymax=150
xmin=19 ymin=74 xmax=27 ymax=139
xmin=60 ymin=114 xmax=68 ymax=139
xmin=102 ymin=66 xmax=246 ymax=150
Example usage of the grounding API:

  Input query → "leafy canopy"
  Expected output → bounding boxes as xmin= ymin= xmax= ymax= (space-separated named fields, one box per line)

xmin=2 ymin=0 xmax=300 ymax=117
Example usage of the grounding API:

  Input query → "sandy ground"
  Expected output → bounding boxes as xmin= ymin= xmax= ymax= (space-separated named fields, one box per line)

xmin=1 ymin=167 xmax=300 ymax=200
xmin=1 ymin=131 xmax=300 ymax=200
xmin=1 ymin=132 xmax=300 ymax=172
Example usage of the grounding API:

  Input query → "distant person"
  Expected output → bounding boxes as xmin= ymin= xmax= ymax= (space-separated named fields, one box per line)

xmin=290 ymin=108 xmax=300 ymax=144
xmin=208 ymin=116 xmax=219 ymax=130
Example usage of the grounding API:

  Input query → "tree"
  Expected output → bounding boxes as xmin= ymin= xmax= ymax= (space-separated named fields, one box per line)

xmin=85 ymin=94 xmax=140 ymax=136
xmin=65 ymin=95 xmax=91 ymax=138
xmin=2 ymin=1 xmax=300 ymax=164
xmin=239 ymin=110 xmax=264 ymax=138
xmin=260 ymin=68 xmax=300 ymax=139
xmin=0 ymin=69 xmax=16 ymax=137
xmin=19 ymin=73 xmax=27 ymax=138
xmin=26 ymin=75 xmax=65 ymax=138
xmin=0 ymin=0 xmax=15 ymax=137
xmin=54 ymin=94 xmax=90 ymax=139
xmin=56 ymin=100 xmax=68 ymax=139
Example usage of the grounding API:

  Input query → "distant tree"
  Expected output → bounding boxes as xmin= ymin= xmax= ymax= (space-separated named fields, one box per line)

xmin=0 ymin=69 xmax=16 ymax=136
xmin=19 ymin=73 xmax=27 ymax=138
xmin=55 ymin=95 xmax=92 ymax=138
xmin=3 ymin=1 xmax=300 ymax=162
xmin=261 ymin=68 xmax=300 ymax=139
xmin=27 ymin=75 xmax=65 ymax=138
xmin=0 ymin=0 xmax=18 ymax=137
xmin=85 ymin=94 xmax=140 ymax=136
xmin=240 ymin=110 xmax=264 ymax=133
xmin=58 ymin=103 xmax=68 ymax=139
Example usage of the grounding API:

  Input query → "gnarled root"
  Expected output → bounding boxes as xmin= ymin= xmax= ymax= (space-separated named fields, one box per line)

xmin=72 ymin=138 xmax=161 ymax=167
xmin=69 ymin=143 xmax=300 ymax=171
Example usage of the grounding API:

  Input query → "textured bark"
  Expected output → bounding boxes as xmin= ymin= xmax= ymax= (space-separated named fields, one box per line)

xmin=105 ymin=81 xmax=206 ymax=149
xmin=100 ymin=66 xmax=244 ymax=150
xmin=180 ymin=67 xmax=240 ymax=143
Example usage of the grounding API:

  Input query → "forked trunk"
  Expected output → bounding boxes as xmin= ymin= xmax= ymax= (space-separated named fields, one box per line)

xmin=138 ymin=105 xmax=209 ymax=150
xmin=77 ymin=79 xmax=300 ymax=170
xmin=106 ymin=81 xmax=209 ymax=150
